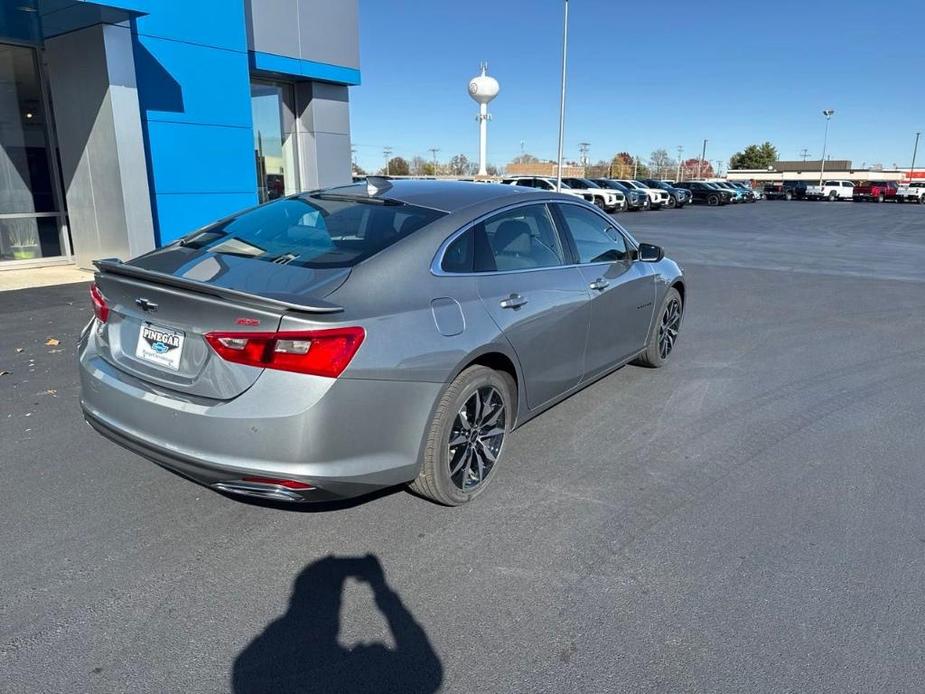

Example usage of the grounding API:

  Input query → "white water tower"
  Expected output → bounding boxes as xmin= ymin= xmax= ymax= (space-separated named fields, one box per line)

xmin=468 ymin=62 xmax=500 ymax=176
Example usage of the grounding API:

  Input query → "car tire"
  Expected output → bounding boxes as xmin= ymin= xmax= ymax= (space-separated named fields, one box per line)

xmin=919 ymin=196 xmax=925 ymax=205
xmin=593 ymin=197 xmax=606 ymax=210
xmin=666 ymin=196 xmax=677 ymax=209
xmin=877 ymin=193 xmax=885 ymax=203
xmin=409 ymin=365 xmax=515 ymax=506
xmin=828 ymin=191 xmax=837 ymax=201
xmin=633 ymin=287 xmax=683 ymax=369
xmin=785 ymin=192 xmax=793 ymax=201
xmin=707 ymin=194 xmax=719 ymax=206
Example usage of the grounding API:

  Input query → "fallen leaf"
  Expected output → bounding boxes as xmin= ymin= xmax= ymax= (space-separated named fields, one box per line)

xmin=45 ymin=389 xmax=57 ymax=396
xmin=45 ymin=338 xmax=60 ymax=346
xmin=16 ymin=348 xmax=23 ymax=353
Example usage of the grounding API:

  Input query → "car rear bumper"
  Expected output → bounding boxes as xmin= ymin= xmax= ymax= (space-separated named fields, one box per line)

xmin=79 ymin=331 xmax=442 ymax=501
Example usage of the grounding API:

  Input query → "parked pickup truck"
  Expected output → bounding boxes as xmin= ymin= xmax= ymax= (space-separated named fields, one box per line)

xmin=853 ymin=181 xmax=899 ymax=203
xmin=896 ymin=181 xmax=925 ymax=204
xmin=805 ymin=180 xmax=854 ymax=201
xmin=763 ymin=180 xmax=807 ymax=200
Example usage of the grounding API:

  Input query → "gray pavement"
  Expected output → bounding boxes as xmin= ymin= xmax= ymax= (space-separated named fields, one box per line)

xmin=2 ymin=200 xmax=924 ymax=693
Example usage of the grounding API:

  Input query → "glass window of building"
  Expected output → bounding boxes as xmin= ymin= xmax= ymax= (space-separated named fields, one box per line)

xmin=0 ymin=43 xmax=68 ymax=262
xmin=250 ymin=81 xmax=299 ymax=204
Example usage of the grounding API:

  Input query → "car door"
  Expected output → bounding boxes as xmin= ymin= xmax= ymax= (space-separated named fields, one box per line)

xmin=463 ymin=203 xmax=591 ymax=410
xmin=553 ymin=202 xmax=656 ymax=379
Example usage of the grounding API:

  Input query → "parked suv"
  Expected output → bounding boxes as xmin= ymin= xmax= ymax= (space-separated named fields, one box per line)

xmin=853 ymin=181 xmax=899 ymax=203
xmin=560 ymin=178 xmax=627 ymax=212
xmin=614 ymin=180 xmax=670 ymax=209
xmin=640 ymin=179 xmax=691 ymax=209
xmin=674 ymin=181 xmax=733 ymax=206
xmin=589 ymin=179 xmax=650 ymax=211
xmin=502 ymin=177 xmax=622 ymax=212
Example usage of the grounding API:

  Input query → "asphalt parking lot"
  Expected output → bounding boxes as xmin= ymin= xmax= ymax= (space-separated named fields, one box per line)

xmin=2 ymin=200 xmax=925 ymax=693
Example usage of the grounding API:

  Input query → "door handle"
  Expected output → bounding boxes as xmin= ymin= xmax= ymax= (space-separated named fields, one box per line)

xmin=589 ymin=278 xmax=610 ymax=291
xmin=499 ymin=293 xmax=528 ymax=309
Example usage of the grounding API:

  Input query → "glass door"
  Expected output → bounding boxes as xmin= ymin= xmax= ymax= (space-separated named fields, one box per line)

xmin=250 ymin=80 xmax=299 ymax=203
xmin=0 ymin=43 xmax=70 ymax=264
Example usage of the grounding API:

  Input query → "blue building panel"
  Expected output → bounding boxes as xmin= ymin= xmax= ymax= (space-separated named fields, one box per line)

xmin=155 ymin=192 xmax=258 ymax=244
xmin=132 ymin=0 xmax=246 ymax=52
xmin=134 ymin=35 xmax=252 ymax=129
xmin=144 ymin=121 xmax=256 ymax=196
xmin=249 ymin=50 xmax=361 ymax=86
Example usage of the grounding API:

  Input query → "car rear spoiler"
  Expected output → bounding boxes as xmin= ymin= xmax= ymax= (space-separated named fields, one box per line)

xmin=93 ymin=258 xmax=345 ymax=314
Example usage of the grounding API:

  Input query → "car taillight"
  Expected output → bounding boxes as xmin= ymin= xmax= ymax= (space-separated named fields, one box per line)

xmin=204 ymin=327 xmax=365 ymax=378
xmin=90 ymin=283 xmax=109 ymax=323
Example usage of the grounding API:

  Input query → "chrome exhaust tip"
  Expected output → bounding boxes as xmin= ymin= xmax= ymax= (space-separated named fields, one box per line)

xmin=212 ymin=480 xmax=311 ymax=503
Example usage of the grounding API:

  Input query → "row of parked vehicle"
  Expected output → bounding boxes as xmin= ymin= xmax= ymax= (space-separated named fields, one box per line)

xmin=762 ymin=180 xmax=925 ymax=203
xmin=501 ymin=176 xmax=760 ymax=212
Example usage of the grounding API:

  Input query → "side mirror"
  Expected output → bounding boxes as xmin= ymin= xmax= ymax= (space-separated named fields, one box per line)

xmin=637 ymin=243 xmax=664 ymax=263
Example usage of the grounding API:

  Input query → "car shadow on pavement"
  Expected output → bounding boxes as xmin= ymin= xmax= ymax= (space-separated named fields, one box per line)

xmin=231 ymin=554 xmax=443 ymax=693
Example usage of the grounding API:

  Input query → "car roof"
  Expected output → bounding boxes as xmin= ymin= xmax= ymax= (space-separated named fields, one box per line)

xmin=321 ymin=180 xmax=542 ymax=213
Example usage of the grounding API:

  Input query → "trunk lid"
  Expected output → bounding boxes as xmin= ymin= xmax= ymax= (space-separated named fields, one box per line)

xmin=93 ymin=247 xmax=349 ymax=400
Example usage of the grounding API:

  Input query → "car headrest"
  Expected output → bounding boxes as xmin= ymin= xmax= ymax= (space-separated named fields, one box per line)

xmin=494 ymin=220 xmax=531 ymax=255
xmin=398 ymin=214 xmax=428 ymax=236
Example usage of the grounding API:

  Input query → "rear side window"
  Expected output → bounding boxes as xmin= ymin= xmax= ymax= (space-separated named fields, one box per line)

xmin=441 ymin=204 xmax=566 ymax=273
xmin=182 ymin=196 xmax=445 ymax=268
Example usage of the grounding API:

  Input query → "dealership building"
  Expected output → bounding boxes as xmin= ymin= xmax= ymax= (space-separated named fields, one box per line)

xmin=0 ymin=0 xmax=359 ymax=271
xmin=727 ymin=160 xmax=921 ymax=184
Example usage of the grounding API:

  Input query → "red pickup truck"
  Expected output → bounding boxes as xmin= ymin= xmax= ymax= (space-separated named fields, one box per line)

xmin=853 ymin=181 xmax=899 ymax=202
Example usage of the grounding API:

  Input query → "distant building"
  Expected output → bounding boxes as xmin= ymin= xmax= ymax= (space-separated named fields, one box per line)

xmin=728 ymin=160 xmax=912 ymax=183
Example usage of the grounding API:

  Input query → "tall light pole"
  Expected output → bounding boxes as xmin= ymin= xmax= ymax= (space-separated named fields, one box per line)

xmin=911 ymin=131 xmax=921 ymax=178
xmin=818 ymin=109 xmax=834 ymax=185
xmin=383 ymin=146 xmax=392 ymax=176
xmin=697 ymin=139 xmax=708 ymax=179
xmin=555 ymin=0 xmax=569 ymax=191
xmin=633 ymin=155 xmax=639 ymax=179
xmin=428 ymin=147 xmax=440 ymax=178
xmin=676 ymin=145 xmax=683 ymax=181
xmin=715 ymin=160 xmax=723 ymax=177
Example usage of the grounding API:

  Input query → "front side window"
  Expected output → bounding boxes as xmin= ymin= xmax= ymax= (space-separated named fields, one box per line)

xmin=557 ymin=204 xmax=628 ymax=264
xmin=441 ymin=204 xmax=566 ymax=273
xmin=183 ymin=195 xmax=445 ymax=268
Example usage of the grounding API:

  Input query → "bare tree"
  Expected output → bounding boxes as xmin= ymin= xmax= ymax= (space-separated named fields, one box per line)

xmin=649 ymin=149 xmax=674 ymax=179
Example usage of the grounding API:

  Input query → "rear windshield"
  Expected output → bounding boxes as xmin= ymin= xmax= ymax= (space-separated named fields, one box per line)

xmin=180 ymin=196 xmax=445 ymax=268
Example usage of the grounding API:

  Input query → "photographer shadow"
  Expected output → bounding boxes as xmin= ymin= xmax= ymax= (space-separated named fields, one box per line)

xmin=232 ymin=555 xmax=442 ymax=693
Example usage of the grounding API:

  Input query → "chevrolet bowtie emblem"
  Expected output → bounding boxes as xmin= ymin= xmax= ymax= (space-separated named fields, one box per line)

xmin=135 ymin=298 xmax=158 ymax=312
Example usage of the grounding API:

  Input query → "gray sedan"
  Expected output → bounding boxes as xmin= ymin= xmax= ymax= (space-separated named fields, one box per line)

xmin=79 ymin=180 xmax=685 ymax=506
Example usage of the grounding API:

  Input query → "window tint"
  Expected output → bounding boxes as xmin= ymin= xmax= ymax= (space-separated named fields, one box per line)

xmin=184 ymin=196 xmax=445 ymax=268
xmin=557 ymin=204 xmax=628 ymax=264
xmin=442 ymin=205 xmax=566 ymax=273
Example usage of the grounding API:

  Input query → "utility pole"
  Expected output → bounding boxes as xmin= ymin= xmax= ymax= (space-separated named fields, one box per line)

xmin=715 ymin=160 xmax=723 ymax=177
xmin=350 ymin=146 xmax=358 ymax=173
xmin=428 ymin=147 xmax=440 ymax=178
xmin=697 ymin=139 xmax=708 ymax=179
xmin=578 ymin=142 xmax=590 ymax=168
xmin=911 ymin=131 xmax=921 ymax=178
xmin=383 ymin=146 xmax=392 ymax=176
xmin=633 ymin=155 xmax=639 ymax=179
xmin=676 ymin=145 xmax=683 ymax=182
xmin=819 ymin=109 xmax=834 ymax=185
xmin=800 ymin=148 xmax=811 ymax=162
xmin=555 ymin=0 xmax=569 ymax=191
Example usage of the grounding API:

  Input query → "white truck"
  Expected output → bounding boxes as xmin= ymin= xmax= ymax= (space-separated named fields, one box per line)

xmin=804 ymin=180 xmax=855 ymax=201
xmin=896 ymin=181 xmax=925 ymax=204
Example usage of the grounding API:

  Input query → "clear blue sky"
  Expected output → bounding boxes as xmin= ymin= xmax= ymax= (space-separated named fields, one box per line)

xmin=350 ymin=0 xmax=924 ymax=174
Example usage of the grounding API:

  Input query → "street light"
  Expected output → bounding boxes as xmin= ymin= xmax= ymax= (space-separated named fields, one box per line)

xmin=555 ymin=0 xmax=569 ymax=192
xmin=911 ymin=131 xmax=921 ymax=179
xmin=818 ymin=109 xmax=835 ymax=185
